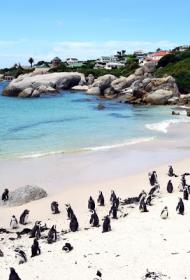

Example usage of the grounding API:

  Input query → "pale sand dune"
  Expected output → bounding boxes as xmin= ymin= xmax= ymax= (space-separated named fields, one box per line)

xmin=1 ymin=158 xmax=190 ymax=279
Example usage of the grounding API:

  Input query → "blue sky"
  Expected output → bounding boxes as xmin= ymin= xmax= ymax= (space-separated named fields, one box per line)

xmin=0 ymin=0 xmax=189 ymax=67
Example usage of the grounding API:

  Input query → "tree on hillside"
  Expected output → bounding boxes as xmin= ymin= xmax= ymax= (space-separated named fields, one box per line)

xmin=156 ymin=48 xmax=162 ymax=52
xmin=116 ymin=50 xmax=126 ymax=61
xmin=28 ymin=57 xmax=34 ymax=68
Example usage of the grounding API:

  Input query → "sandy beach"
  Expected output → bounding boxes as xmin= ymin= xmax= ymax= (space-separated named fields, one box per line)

xmin=1 ymin=140 xmax=190 ymax=279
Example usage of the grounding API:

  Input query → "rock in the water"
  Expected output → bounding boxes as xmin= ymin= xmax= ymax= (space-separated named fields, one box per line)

xmin=0 ymin=185 xmax=47 ymax=207
xmin=172 ymin=110 xmax=180 ymax=115
xmin=97 ymin=103 xmax=105 ymax=110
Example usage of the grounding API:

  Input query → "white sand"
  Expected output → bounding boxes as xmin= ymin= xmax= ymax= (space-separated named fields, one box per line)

xmin=1 ymin=157 xmax=190 ymax=279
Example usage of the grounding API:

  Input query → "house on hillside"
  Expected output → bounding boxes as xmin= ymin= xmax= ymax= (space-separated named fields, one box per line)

xmin=105 ymin=62 xmax=125 ymax=70
xmin=66 ymin=58 xmax=79 ymax=65
xmin=94 ymin=56 xmax=119 ymax=69
xmin=145 ymin=51 xmax=170 ymax=63
xmin=65 ymin=58 xmax=84 ymax=68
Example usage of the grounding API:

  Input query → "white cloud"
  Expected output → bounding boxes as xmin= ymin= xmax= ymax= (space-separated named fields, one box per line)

xmin=50 ymin=40 xmax=178 ymax=60
xmin=0 ymin=39 xmax=182 ymax=67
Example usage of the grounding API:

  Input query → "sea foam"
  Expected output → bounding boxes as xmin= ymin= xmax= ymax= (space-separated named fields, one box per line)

xmin=19 ymin=137 xmax=155 ymax=159
xmin=83 ymin=137 xmax=155 ymax=152
xmin=146 ymin=118 xmax=189 ymax=133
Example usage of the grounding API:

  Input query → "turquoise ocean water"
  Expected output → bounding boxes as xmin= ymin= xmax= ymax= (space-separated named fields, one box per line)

xmin=0 ymin=82 xmax=188 ymax=159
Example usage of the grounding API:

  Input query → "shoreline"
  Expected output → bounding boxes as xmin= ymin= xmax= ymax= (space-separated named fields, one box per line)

xmin=1 ymin=130 xmax=190 ymax=195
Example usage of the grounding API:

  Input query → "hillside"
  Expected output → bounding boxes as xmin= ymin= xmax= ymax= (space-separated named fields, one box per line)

xmin=155 ymin=49 xmax=190 ymax=93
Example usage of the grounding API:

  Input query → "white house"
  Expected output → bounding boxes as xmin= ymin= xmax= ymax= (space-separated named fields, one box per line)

xmin=66 ymin=58 xmax=79 ymax=65
xmin=105 ymin=62 xmax=125 ymax=70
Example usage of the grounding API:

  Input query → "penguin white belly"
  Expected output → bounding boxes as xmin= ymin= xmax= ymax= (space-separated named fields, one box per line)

xmin=11 ymin=220 xmax=18 ymax=229
xmin=161 ymin=211 xmax=168 ymax=219
xmin=24 ymin=214 xmax=29 ymax=224
xmin=15 ymin=252 xmax=25 ymax=264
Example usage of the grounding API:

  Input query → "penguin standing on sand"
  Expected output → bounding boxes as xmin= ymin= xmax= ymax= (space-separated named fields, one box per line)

xmin=90 ymin=210 xmax=99 ymax=227
xmin=97 ymin=191 xmax=105 ymax=206
xmin=2 ymin=188 xmax=9 ymax=202
xmin=88 ymin=196 xmax=95 ymax=211
xmin=70 ymin=214 xmax=79 ymax=232
xmin=31 ymin=238 xmax=41 ymax=257
xmin=167 ymin=180 xmax=173 ymax=193
xmin=9 ymin=267 xmax=21 ymax=280
xmin=149 ymin=171 xmax=157 ymax=186
xmin=160 ymin=206 xmax=168 ymax=219
xmin=168 ymin=165 xmax=174 ymax=177
xmin=47 ymin=225 xmax=57 ymax=244
xmin=110 ymin=190 xmax=116 ymax=203
xmin=109 ymin=204 xmax=118 ymax=219
xmin=176 ymin=198 xmax=184 ymax=215
xmin=10 ymin=215 xmax=19 ymax=229
xmin=114 ymin=197 xmax=120 ymax=209
xmin=138 ymin=190 xmax=146 ymax=201
xmin=168 ymin=165 xmax=178 ymax=177
xmin=183 ymin=186 xmax=189 ymax=200
xmin=15 ymin=248 xmax=27 ymax=264
xmin=102 ymin=216 xmax=111 ymax=233
xmin=19 ymin=209 xmax=29 ymax=225
xmin=66 ymin=204 xmax=74 ymax=220
xmin=51 ymin=201 xmax=60 ymax=214
xmin=30 ymin=221 xmax=41 ymax=239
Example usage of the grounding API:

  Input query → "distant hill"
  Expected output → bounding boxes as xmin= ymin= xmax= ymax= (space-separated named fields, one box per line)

xmin=155 ymin=49 xmax=190 ymax=94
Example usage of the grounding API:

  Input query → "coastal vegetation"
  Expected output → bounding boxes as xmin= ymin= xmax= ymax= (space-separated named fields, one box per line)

xmin=155 ymin=49 xmax=190 ymax=93
xmin=49 ymin=57 xmax=139 ymax=78
xmin=0 ymin=64 xmax=33 ymax=78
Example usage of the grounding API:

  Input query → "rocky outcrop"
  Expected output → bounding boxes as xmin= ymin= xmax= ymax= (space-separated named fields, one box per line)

xmin=116 ymin=66 xmax=179 ymax=105
xmin=3 ymin=72 xmax=85 ymax=97
xmin=0 ymin=185 xmax=47 ymax=207
xmin=87 ymin=74 xmax=116 ymax=95
xmin=1 ymin=62 xmax=182 ymax=105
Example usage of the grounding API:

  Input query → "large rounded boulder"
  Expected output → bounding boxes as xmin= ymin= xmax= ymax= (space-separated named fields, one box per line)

xmin=144 ymin=89 xmax=174 ymax=105
xmin=3 ymin=72 xmax=85 ymax=97
xmin=0 ymin=185 xmax=47 ymax=207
